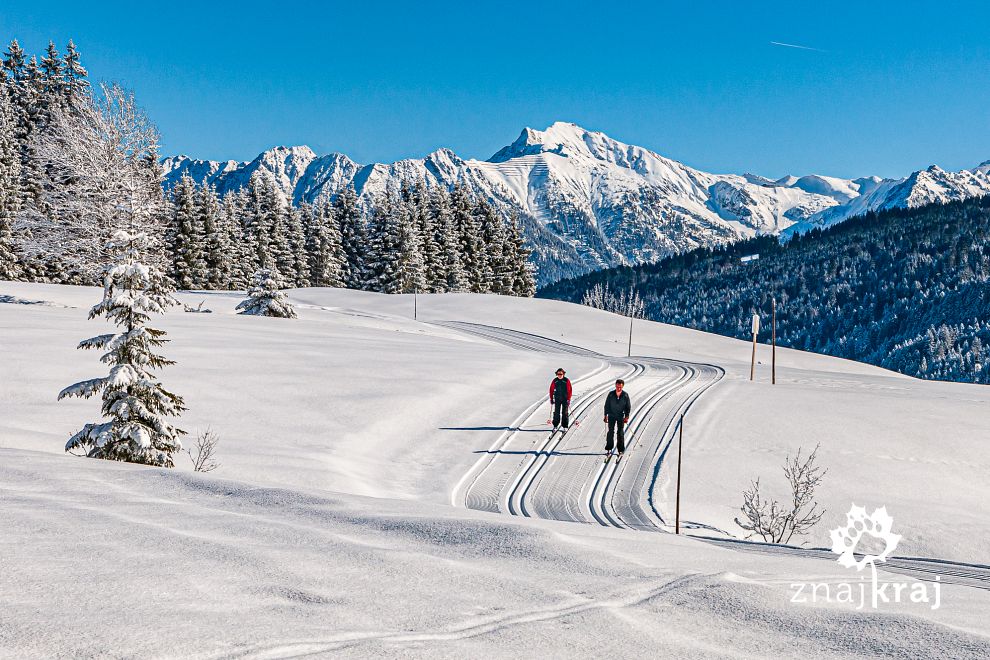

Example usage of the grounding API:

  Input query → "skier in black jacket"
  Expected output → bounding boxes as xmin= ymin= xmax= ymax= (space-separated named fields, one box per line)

xmin=603 ymin=379 xmax=631 ymax=455
xmin=549 ymin=368 xmax=572 ymax=429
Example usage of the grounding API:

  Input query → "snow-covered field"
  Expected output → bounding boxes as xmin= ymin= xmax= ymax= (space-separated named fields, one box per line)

xmin=2 ymin=282 xmax=989 ymax=658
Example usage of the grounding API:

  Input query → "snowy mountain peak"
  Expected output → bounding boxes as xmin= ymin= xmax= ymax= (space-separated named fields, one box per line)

xmin=490 ymin=121 xmax=672 ymax=173
xmin=161 ymin=123 xmax=990 ymax=285
xmin=248 ymin=145 xmax=318 ymax=181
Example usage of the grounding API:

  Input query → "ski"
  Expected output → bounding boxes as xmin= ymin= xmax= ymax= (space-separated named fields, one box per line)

xmin=604 ymin=451 xmax=613 ymax=464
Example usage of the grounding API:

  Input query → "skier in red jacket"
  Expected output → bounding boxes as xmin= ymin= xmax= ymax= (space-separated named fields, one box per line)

xmin=549 ymin=368 xmax=572 ymax=429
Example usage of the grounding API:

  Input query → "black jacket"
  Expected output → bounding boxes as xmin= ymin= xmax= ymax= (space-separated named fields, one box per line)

xmin=604 ymin=390 xmax=631 ymax=420
xmin=550 ymin=377 xmax=571 ymax=403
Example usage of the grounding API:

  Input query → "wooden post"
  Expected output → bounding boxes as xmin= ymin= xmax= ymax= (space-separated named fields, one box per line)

xmin=771 ymin=298 xmax=777 ymax=385
xmin=675 ymin=413 xmax=683 ymax=534
xmin=414 ymin=287 xmax=418 ymax=321
xmin=750 ymin=314 xmax=760 ymax=381
xmin=627 ymin=315 xmax=633 ymax=357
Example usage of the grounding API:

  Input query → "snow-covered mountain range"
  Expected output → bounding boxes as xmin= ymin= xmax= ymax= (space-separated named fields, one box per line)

xmin=162 ymin=122 xmax=990 ymax=285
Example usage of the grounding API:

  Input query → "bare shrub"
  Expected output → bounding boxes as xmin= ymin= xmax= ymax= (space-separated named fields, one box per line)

xmin=187 ymin=429 xmax=221 ymax=472
xmin=735 ymin=444 xmax=827 ymax=544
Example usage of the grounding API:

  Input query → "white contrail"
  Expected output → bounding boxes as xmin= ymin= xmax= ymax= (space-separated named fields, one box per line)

xmin=770 ymin=41 xmax=826 ymax=52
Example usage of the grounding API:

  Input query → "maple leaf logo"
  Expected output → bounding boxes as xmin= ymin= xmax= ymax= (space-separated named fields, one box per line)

xmin=829 ymin=504 xmax=902 ymax=570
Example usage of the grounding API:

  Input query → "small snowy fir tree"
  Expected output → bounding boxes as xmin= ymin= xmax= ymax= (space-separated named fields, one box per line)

xmin=59 ymin=230 xmax=186 ymax=467
xmin=237 ymin=268 xmax=297 ymax=318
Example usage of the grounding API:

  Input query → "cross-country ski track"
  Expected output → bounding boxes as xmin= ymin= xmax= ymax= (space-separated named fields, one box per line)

xmin=442 ymin=320 xmax=990 ymax=593
xmin=444 ymin=321 xmax=724 ymax=531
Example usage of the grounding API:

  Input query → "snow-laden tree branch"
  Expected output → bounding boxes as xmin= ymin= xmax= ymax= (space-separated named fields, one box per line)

xmin=16 ymin=81 xmax=168 ymax=280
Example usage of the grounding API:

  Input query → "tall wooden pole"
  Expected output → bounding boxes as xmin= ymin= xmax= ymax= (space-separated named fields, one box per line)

xmin=627 ymin=315 xmax=633 ymax=357
xmin=675 ymin=413 xmax=683 ymax=534
xmin=414 ymin=287 xmax=418 ymax=321
xmin=771 ymin=298 xmax=777 ymax=385
xmin=750 ymin=315 xmax=759 ymax=382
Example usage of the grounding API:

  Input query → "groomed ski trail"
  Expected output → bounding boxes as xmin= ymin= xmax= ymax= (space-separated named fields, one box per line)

xmin=441 ymin=321 xmax=723 ymax=533
xmin=440 ymin=321 xmax=990 ymax=595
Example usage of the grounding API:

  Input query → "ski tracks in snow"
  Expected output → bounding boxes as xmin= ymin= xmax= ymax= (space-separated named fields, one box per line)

xmin=440 ymin=321 xmax=723 ymax=532
xmin=440 ymin=321 xmax=990 ymax=594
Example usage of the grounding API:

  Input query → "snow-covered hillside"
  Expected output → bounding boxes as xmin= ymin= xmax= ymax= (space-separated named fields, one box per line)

xmin=163 ymin=122 xmax=990 ymax=284
xmin=2 ymin=282 xmax=989 ymax=657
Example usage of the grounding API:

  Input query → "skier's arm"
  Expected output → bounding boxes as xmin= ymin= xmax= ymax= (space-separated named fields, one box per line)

xmin=549 ymin=381 xmax=555 ymax=402
xmin=566 ymin=379 xmax=572 ymax=402
xmin=623 ymin=394 xmax=631 ymax=421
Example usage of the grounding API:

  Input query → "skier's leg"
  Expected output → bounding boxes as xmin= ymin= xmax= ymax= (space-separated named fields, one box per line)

xmin=606 ymin=418 xmax=615 ymax=452
xmin=552 ymin=401 xmax=561 ymax=428
xmin=562 ymin=402 xmax=569 ymax=428
xmin=617 ymin=419 xmax=625 ymax=453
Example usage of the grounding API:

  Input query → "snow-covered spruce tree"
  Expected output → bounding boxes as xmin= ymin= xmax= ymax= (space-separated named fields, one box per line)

xmin=39 ymin=41 xmax=65 ymax=104
xmin=474 ymin=197 xmax=504 ymax=293
xmin=409 ymin=184 xmax=443 ymax=292
xmin=287 ymin=205 xmax=310 ymax=287
xmin=236 ymin=268 xmax=297 ymax=318
xmin=2 ymin=40 xmax=26 ymax=82
xmin=365 ymin=195 xmax=402 ymax=293
xmin=62 ymin=40 xmax=90 ymax=106
xmin=429 ymin=186 xmax=467 ymax=292
xmin=169 ymin=173 xmax=205 ymax=289
xmin=269 ymin=198 xmax=296 ymax=284
xmin=11 ymin=53 xmax=46 ymax=212
xmin=304 ymin=200 xmax=345 ymax=288
xmin=245 ymin=171 xmax=277 ymax=271
xmin=451 ymin=184 xmax=485 ymax=292
xmin=335 ymin=185 xmax=368 ymax=289
xmin=222 ymin=188 xmax=253 ymax=288
xmin=507 ymin=215 xmax=536 ymax=296
xmin=58 ymin=230 xmax=186 ymax=466
xmin=197 ymin=183 xmax=228 ymax=289
xmin=3 ymin=41 xmax=41 ymax=214
xmin=0 ymin=78 xmax=21 ymax=280
xmin=395 ymin=194 xmax=426 ymax=293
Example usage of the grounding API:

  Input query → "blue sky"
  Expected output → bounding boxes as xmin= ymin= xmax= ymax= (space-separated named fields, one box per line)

xmin=3 ymin=1 xmax=989 ymax=178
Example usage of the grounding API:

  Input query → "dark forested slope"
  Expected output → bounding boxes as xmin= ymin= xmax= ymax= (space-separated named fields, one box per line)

xmin=540 ymin=196 xmax=990 ymax=384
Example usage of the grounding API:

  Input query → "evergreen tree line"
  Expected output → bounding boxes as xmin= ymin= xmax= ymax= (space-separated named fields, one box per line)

xmin=166 ymin=172 xmax=536 ymax=296
xmin=540 ymin=195 xmax=990 ymax=385
xmin=1 ymin=38 xmax=90 ymax=280
xmin=0 ymin=39 xmax=536 ymax=297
